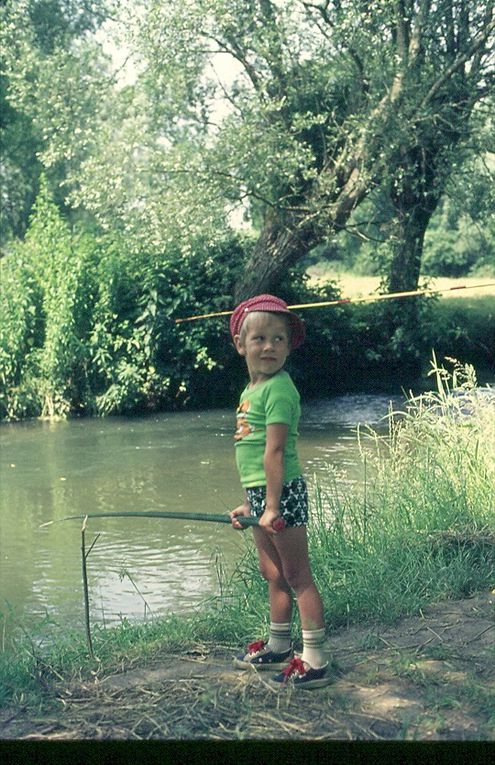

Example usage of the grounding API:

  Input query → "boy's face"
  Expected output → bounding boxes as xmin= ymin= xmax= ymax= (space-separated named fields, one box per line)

xmin=234 ymin=313 xmax=291 ymax=385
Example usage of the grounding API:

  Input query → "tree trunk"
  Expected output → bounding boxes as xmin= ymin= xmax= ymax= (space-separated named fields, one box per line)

xmin=233 ymin=214 xmax=317 ymax=301
xmin=386 ymin=209 xmax=431 ymax=294
xmin=386 ymin=144 xmax=444 ymax=295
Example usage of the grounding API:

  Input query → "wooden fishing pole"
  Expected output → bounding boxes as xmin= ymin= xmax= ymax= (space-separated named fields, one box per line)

xmin=174 ymin=282 xmax=495 ymax=324
xmin=41 ymin=511 xmax=286 ymax=530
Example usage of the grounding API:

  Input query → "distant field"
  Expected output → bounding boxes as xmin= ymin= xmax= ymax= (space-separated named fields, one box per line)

xmin=307 ymin=268 xmax=495 ymax=300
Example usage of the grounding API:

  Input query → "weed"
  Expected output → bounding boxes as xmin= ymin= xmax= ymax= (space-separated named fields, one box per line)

xmin=357 ymin=633 xmax=384 ymax=651
xmin=422 ymin=645 xmax=456 ymax=662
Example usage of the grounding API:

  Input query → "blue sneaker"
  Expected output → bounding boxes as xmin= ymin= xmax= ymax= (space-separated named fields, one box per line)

xmin=271 ymin=657 xmax=330 ymax=688
xmin=233 ymin=639 xmax=293 ymax=670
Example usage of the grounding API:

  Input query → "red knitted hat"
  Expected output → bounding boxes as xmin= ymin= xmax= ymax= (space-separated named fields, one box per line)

xmin=230 ymin=294 xmax=306 ymax=350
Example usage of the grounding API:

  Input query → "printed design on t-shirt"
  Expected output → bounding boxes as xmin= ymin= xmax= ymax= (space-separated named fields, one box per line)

xmin=234 ymin=400 xmax=254 ymax=441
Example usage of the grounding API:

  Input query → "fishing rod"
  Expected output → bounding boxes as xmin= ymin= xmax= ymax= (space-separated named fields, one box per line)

xmin=40 ymin=511 xmax=286 ymax=531
xmin=174 ymin=282 xmax=495 ymax=324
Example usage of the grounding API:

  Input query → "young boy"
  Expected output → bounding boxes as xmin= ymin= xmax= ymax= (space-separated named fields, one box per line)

xmin=229 ymin=294 xmax=329 ymax=688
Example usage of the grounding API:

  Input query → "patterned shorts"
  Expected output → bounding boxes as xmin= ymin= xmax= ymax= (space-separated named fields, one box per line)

xmin=246 ymin=476 xmax=309 ymax=528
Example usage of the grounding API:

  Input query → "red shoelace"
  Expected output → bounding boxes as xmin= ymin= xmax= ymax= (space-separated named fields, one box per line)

xmin=247 ymin=639 xmax=266 ymax=654
xmin=281 ymin=657 xmax=307 ymax=681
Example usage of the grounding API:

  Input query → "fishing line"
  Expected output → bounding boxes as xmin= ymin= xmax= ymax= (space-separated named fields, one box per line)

xmin=174 ymin=282 xmax=495 ymax=324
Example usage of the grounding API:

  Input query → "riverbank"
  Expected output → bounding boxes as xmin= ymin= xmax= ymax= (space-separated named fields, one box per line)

xmin=1 ymin=591 xmax=493 ymax=740
xmin=2 ymin=266 xmax=494 ymax=420
xmin=304 ymin=272 xmax=495 ymax=388
xmin=1 ymin=362 xmax=493 ymax=740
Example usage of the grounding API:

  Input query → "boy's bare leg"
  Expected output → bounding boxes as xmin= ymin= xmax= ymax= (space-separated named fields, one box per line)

xmin=252 ymin=525 xmax=324 ymax=628
xmin=273 ymin=526 xmax=324 ymax=631
xmin=253 ymin=525 xmax=327 ymax=670
xmin=252 ymin=527 xmax=293 ymax=623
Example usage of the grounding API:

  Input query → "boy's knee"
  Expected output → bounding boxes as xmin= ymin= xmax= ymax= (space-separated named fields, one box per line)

xmin=282 ymin=566 xmax=312 ymax=591
xmin=258 ymin=563 xmax=270 ymax=582
xmin=259 ymin=562 xmax=284 ymax=585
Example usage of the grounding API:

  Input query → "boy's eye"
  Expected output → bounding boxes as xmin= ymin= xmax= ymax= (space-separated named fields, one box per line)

xmin=251 ymin=334 xmax=287 ymax=342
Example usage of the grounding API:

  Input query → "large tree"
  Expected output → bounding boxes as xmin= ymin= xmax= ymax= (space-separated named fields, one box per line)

xmin=380 ymin=2 xmax=495 ymax=293
xmin=134 ymin=0 xmax=494 ymax=299
xmin=0 ymin=0 xmax=114 ymax=246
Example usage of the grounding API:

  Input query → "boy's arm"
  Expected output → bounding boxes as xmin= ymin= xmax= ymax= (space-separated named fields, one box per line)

xmin=261 ymin=423 xmax=289 ymax=533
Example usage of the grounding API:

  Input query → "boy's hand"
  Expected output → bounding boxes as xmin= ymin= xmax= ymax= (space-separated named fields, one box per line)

xmin=230 ymin=504 xmax=251 ymax=530
xmin=259 ymin=509 xmax=285 ymax=535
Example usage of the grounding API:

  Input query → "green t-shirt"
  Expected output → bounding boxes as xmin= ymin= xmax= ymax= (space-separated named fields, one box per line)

xmin=234 ymin=370 xmax=303 ymax=488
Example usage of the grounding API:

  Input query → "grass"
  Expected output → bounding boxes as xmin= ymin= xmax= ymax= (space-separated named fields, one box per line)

xmin=1 ymin=357 xmax=494 ymax=712
xmin=0 ymin=610 xmax=203 ymax=709
xmin=306 ymin=268 xmax=495 ymax=300
xmin=302 ymin=356 xmax=493 ymax=629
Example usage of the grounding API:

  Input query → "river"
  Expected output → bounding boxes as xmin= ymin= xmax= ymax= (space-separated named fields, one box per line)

xmin=0 ymin=394 xmax=401 ymax=639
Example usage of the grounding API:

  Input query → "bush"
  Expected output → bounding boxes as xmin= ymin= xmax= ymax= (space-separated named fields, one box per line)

xmin=0 ymin=181 xmax=254 ymax=418
xmin=2 ymin=181 xmax=492 ymax=421
xmin=0 ymin=178 xmax=101 ymax=418
xmin=422 ymin=209 xmax=495 ymax=278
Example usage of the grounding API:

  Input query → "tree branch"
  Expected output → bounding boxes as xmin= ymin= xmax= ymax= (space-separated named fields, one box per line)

xmin=418 ymin=16 xmax=495 ymax=112
xmin=209 ymin=35 xmax=261 ymax=93
xmin=408 ymin=0 xmax=431 ymax=64
xmin=395 ymin=0 xmax=410 ymax=64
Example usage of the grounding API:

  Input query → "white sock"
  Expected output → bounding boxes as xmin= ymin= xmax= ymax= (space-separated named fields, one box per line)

xmin=301 ymin=627 xmax=327 ymax=668
xmin=267 ymin=622 xmax=292 ymax=653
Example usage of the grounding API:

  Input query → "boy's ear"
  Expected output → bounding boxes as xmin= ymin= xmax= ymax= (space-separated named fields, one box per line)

xmin=233 ymin=334 xmax=245 ymax=355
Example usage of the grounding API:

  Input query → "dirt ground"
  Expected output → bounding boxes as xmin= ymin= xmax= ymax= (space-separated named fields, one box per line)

xmin=1 ymin=591 xmax=493 ymax=741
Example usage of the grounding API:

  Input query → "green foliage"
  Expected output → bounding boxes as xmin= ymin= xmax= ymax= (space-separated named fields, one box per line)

xmin=0 ymin=179 xmax=249 ymax=419
xmin=2 ymin=1 xmax=494 ymax=418
xmin=86 ymin=231 xmax=245 ymax=415
xmin=0 ymin=0 xmax=112 ymax=244
xmin=2 ymin=176 xmax=492 ymax=418
xmin=422 ymin=194 xmax=495 ymax=277
xmin=0 ymin=250 xmax=42 ymax=418
xmin=1 ymin=176 xmax=95 ymax=417
xmin=427 ymin=297 xmax=495 ymax=374
xmin=326 ymin=293 xmax=438 ymax=386
xmin=311 ymin=158 xmax=495 ymax=279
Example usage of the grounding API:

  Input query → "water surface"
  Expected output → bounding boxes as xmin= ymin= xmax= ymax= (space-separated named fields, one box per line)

xmin=0 ymin=395 xmax=399 ymax=636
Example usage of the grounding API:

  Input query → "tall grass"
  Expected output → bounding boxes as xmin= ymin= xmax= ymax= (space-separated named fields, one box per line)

xmin=311 ymin=357 xmax=494 ymax=621
xmin=1 ymin=358 xmax=493 ymax=709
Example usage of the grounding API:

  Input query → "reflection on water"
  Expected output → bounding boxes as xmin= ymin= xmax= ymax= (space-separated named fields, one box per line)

xmin=0 ymin=394 xmax=401 ymax=635
xmin=302 ymin=394 xmax=399 ymax=428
